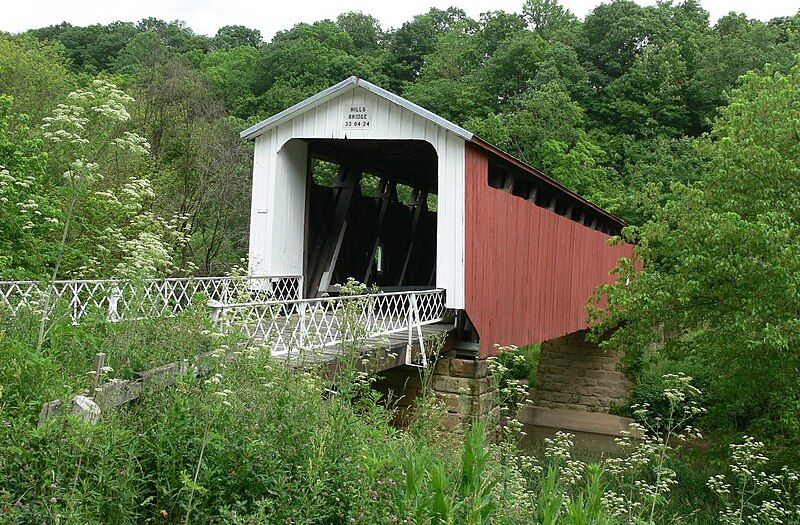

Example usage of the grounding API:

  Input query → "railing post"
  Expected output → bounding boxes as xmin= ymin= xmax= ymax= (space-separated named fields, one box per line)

xmin=223 ymin=277 xmax=231 ymax=305
xmin=412 ymin=292 xmax=427 ymax=367
xmin=405 ymin=293 xmax=414 ymax=365
xmin=208 ymin=298 xmax=224 ymax=325
xmin=70 ymin=282 xmax=79 ymax=326
xmin=107 ymin=285 xmax=121 ymax=322
xmin=162 ymin=280 xmax=170 ymax=316
xmin=298 ymin=301 xmax=307 ymax=350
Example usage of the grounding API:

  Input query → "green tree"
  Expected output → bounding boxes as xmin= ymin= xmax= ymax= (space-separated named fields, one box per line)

xmin=0 ymin=35 xmax=74 ymax=124
xmin=0 ymin=96 xmax=60 ymax=279
xmin=467 ymin=81 xmax=612 ymax=203
xmin=478 ymin=32 xmax=586 ymax=107
xmin=136 ymin=18 xmax=210 ymax=54
xmin=195 ymin=46 xmax=260 ymax=118
xmin=387 ymin=7 xmax=469 ymax=88
xmin=112 ymin=31 xmax=170 ymax=74
xmin=604 ymin=135 xmax=706 ymax=225
xmin=26 ymin=21 xmax=138 ymax=73
xmin=475 ymin=11 xmax=526 ymax=57
xmin=593 ymin=60 xmax=800 ymax=447
xmin=335 ymin=12 xmax=384 ymax=55
xmin=599 ymin=41 xmax=690 ymax=138
xmin=522 ymin=0 xmax=578 ymax=33
xmin=690 ymin=13 xmax=797 ymax=129
xmin=130 ymin=57 xmax=252 ymax=274
xmin=578 ymin=0 xmax=667 ymax=87
xmin=211 ymin=25 xmax=262 ymax=50
xmin=253 ymin=20 xmax=387 ymax=115
xmin=401 ymin=19 xmax=485 ymax=124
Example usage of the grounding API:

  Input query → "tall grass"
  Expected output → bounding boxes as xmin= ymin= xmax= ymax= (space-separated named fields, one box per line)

xmin=1 ymin=306 xmax=798 ymax=524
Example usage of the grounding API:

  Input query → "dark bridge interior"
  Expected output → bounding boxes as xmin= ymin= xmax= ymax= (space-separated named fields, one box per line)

xmin=302 ymin=139 xmax=438 ymax=298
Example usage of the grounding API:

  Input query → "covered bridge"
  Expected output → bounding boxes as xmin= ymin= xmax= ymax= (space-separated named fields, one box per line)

xmin=241 ymin=76 xmax=633 ymax=358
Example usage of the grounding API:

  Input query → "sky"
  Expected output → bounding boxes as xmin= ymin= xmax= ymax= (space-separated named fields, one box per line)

xmin=1 ymin=0 xmax=798 ymax=38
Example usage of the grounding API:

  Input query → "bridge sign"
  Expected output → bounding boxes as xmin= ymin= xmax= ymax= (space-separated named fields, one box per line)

xmin=343 ymin=105 xmax=372 ymax=129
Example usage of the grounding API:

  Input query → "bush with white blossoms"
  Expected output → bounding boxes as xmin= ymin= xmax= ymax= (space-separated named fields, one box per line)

xmin=602 ymin=373 xmax=705 ymax=523
xmin=39 ymin=79 xmax=188 ymax=280
xmin=0 ymin=94 xmax=62 ymax=279
xmin=708 ymin=436 xmax=800 ymax=525
xmin=488 ymin=344 xmax=534 ymax=442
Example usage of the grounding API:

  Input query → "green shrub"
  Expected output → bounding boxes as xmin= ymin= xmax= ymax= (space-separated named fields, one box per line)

xmin=614 ymin=358 xmax=709 ymax=423
xmin=2 ymin=309 xmax=799 ymax=524
xmin=1 ymin=302 xmax=222 ymax=419
xmin=495 ymin=344 xmax=539 ymax=382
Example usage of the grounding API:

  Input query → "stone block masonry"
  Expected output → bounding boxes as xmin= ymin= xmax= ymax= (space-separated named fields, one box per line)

xmin=531 ymin=330 xmax=633 ymax=412
xmin=373 ymin=352 xmax=499 ymax=437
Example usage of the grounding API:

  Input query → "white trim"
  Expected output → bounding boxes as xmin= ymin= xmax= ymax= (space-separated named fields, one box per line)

xmin=240 ymin=76 xmax=474 ymax=142
xmin=245 ymin=82 xmax=467 ymax=310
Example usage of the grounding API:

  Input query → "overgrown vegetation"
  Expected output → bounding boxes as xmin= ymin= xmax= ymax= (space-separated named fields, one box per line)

xmin=2 ymin=310 xmax=798 ymax=523
xmin=591 ymin=60 xmax=800 ymax=465
xmin=1 ymin=0 xmax=800 ymax=521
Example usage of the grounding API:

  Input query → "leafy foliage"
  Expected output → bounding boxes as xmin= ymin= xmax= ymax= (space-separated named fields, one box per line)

xmin=593 ymin=60 xmax=800 ymax=456
xmin=5 ymin=302 xmax=797 ymax=523
xmin=1 ymin=1 xmax=797 ymax=277
xmin=0 ymin=0 xmax=799 ymax=478
xmin=0 ymin=95 xmax=58 ymax=278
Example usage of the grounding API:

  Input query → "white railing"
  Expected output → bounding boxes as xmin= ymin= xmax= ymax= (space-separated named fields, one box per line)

xmin=214 ymin=289 xmax=448 ymax=361
xmin=0 ymin=275 xmax=302 ymax=324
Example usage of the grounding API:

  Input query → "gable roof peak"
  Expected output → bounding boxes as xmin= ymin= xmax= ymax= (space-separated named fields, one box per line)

xmin=240 ymin=76 xmax=474 ymax=141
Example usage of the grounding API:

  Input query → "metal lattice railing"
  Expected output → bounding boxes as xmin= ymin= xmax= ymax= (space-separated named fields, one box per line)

xmin=214 ymin=289 xmax=447 ymax=359
xmin=0 ymin=275 xmax=302 ymax=324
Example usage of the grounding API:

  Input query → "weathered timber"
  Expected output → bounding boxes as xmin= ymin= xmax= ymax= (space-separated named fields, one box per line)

xmin=363 ymin=179 xmax=397 ymax=284
xmin=38 ymin=399 xmax=62 ymax=427
xmin=38 ymin=396 xmax=101 ymax=427
xmin=92 ymin=352 xmax=105 ymax=390
xmin=38 ymin=321 xmax=454 ymax=424
xmin=398 ymin=189 xmax=428 ymax=287
xmin=306 ymin=162 xmax=362 ymax=296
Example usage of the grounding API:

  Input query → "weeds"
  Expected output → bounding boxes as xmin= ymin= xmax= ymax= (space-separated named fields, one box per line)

xmin=2 ymin=302 xmax=800 ymax=524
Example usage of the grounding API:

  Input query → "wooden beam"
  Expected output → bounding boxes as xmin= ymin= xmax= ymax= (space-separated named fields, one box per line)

xmin=363 ymin=178 xmax=397 ymax=284
xmin=306 ymin=163 xmax=361 ymax=296
xmin=398 ymin=188 xmax=428 ymax=286
xmin=319 ymin=221 xmax=348 ymax=292
xmin=502 ymin=172 xmax=514 ymax=192
xmin=528 ymin=186 xmax=539 ymax=205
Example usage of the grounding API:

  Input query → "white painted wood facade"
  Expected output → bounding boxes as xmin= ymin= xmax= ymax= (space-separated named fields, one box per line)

xmin=246 ymin=80 xmax=467 ymax=309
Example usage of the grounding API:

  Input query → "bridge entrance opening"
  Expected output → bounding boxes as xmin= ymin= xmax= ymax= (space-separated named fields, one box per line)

xmin=301 ymin=139 xmax=438 ymax=298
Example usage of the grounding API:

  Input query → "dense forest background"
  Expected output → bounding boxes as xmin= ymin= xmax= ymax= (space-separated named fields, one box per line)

xmin=1 ymin=0 xmax=799 ymax=459
xmin=0 ymin=0 xmax=797 ymax=277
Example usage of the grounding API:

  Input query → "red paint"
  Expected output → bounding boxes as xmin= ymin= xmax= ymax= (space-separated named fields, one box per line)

xmin=464 ymin=143 xmax=635 ymax=357
xmin=470 ymin=137 xmax=623 ymax=226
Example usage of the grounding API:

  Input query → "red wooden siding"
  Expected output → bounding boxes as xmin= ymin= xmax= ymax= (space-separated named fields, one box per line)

xmin=464 ymin=143 xmax=635 ymax=357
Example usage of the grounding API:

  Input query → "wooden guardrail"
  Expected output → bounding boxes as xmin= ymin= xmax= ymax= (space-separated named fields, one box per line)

xmin=38 ymin=350 xmax=224 ymax=427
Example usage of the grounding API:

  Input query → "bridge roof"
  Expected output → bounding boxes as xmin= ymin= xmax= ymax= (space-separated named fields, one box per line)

xmin=241 ymin=76 xmax=625 ymax=228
